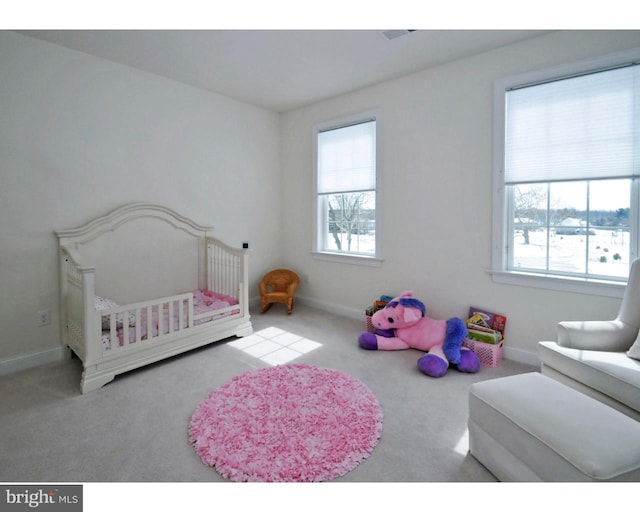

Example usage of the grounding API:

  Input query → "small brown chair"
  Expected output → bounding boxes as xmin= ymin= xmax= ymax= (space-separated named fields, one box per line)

xmin=259 ymin=269 xmax=300 ymax=314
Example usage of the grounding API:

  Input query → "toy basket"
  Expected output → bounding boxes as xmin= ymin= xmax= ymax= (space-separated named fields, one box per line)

xmin=365 ymin=298 xmax=390 ymax=333
xmin=365 ymin=314 xmax=374 ymax=333
xmin=463 ymin=338 xmax=503 ymax=368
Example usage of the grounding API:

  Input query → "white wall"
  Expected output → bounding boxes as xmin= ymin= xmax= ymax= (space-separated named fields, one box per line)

xmin=4 ymin=30 xmax=640 ymax=374
xmin=0 ymin=32 xmax=282 ymax=371
xmin=281 ymin=30 xmax=640 ymax=365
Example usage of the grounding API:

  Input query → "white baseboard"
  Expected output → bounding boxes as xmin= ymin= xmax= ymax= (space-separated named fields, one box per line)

xmin=297 ymin=294 xmax=363 ymax=321
xmin=0 ymin=346 xmax=67 ymax=377
xmin=251 ymin=293 xmax=362 ymax=320
xmin=503 ymin=346 xmax=541 ymax=368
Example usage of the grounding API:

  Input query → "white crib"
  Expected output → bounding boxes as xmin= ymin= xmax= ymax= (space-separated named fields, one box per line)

xmin=56 ymin=203 xmax=253 ymax=393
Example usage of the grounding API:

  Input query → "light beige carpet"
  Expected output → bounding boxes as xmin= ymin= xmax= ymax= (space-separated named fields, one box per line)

xmin=0 ymin=303 xmax=537 ymax=482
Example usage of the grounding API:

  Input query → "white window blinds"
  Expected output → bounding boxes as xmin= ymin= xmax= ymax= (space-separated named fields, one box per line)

xmin=317 ymin=120 xmax=376 ymax=194
xmin=504 ymin=64 xmax=640 ymax=184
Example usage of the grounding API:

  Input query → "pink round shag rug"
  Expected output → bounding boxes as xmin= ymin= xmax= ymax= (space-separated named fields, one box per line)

xmin=189 ymin=363 xmax=383 ymax=482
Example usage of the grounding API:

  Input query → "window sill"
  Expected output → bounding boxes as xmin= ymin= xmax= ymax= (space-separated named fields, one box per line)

xmin=488 ymin=269 xmax=626 ymax=299
xmin=311 ymin=251 xmax=384 ymax=267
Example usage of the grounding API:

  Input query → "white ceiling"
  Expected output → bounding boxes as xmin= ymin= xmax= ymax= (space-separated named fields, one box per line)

xmin=18 ymin=29 xmax=552 ymax=112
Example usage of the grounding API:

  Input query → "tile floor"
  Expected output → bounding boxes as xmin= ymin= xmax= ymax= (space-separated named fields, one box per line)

xmin=227 ymin=326 xmax=322 ymax=365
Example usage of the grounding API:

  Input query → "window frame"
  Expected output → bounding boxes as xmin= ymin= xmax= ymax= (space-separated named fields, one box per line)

xmin=491 ymin=48 xmax=640 ymax=298
xmin=312 ymin=110 xmax=383 ymax=267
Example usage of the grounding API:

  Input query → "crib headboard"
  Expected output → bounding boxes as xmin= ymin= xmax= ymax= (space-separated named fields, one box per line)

xmin=56 ymin=203 xmax=213 ymax=304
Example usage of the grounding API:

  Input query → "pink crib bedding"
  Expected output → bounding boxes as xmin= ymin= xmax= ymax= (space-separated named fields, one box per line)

xmin=98 ymin=290 xmax=239 ymax=351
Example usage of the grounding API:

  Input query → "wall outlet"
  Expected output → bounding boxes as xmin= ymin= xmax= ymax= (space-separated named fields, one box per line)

xmin=37 ymin=309 xmax=50 ymax=326
xmin=242 ymin=241 xmax=250 ymax=249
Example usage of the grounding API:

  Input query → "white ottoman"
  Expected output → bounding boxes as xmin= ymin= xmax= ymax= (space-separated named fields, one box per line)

xmin=468 ymin=372 xmax=640 ymax=481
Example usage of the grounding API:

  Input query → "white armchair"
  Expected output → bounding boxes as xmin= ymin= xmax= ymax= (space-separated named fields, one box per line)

xmin=556 ymin=258 xmax=640 ymax=352
xmin=538 ymin=258 xmax=640 ymax=420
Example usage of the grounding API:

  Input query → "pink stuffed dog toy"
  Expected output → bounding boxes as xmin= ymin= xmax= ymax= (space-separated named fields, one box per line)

xmin=358 ymin=291 xmax=480 ymax=377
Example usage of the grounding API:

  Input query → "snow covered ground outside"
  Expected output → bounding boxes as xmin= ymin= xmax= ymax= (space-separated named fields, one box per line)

xmin=512 ymin=227 xmax=630 ymax=279
xmin=325 ymin=226 xmax=631 ymax=280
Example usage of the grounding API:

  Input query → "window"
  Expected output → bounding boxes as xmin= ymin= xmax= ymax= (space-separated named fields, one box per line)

xmin=493 ymin=49 xmax=640 ymax=294
xmin=314 ymin=114 xmax=380 ymax=263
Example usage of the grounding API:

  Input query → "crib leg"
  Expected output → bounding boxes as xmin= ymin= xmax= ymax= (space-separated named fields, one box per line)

xmin=81 ymin=368 xmax=115 ymax=394
xmin=234 ymin=320 xmax=254 ymax=338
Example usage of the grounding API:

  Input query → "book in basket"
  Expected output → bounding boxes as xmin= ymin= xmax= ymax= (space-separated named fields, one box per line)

xmin=466 ymin=306 xmax=507 ymax=343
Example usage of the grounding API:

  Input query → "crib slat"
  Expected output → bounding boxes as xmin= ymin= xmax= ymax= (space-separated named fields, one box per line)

xmin=135 ymin=309 xmax=142 ymax=343
xmin=123 ymin=310 xmax=130 ymax=346
xmin=178 ymin=297 xmax=185 ymax=331
xmin=225 ymin=251 xmax=230 ymax=295
xmin=110 ymin=314 xmax=117 ymax=350
xmin=157 ymin=304 xmax=163 ymax=338
xmin=168 ymin=300 xmax=174 ymax=334
xmin=147 ymin=306 xmax=153 ymax=341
